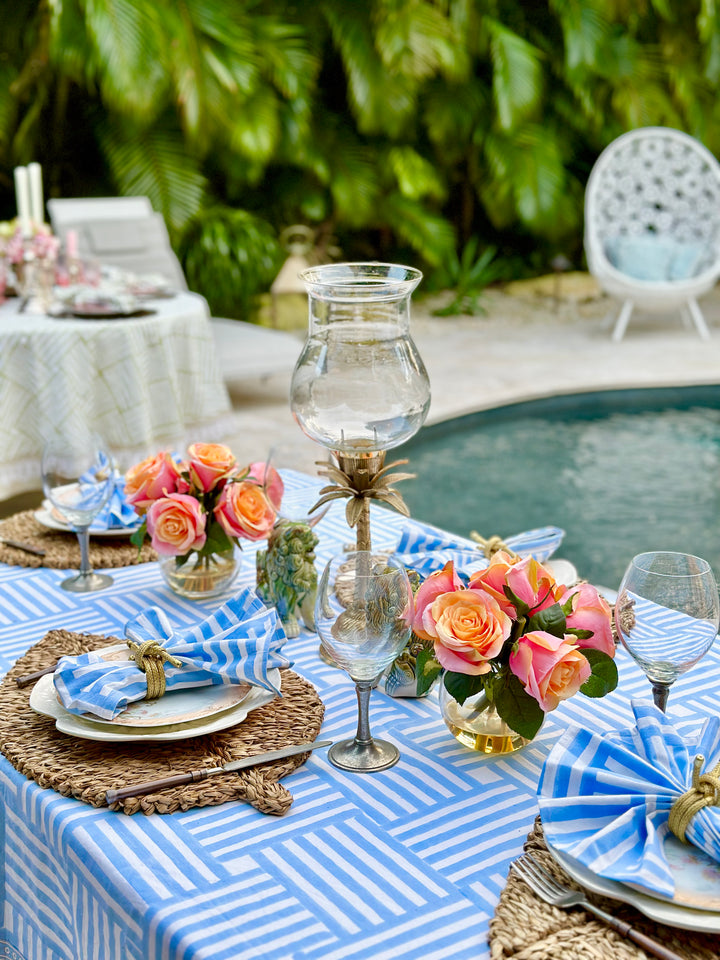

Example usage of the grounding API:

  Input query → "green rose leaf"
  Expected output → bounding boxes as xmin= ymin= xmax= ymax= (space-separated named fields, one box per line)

xmin=494 ymin=671 xmax=545 ymax=740
xmin=567 ymin=627 xmax=594 ymax=641
xmin=503 ymin=584 xmax=530 ymax=618
xmin=202 ymin=522 xmax=235 ymax=557
xmin=416 ymin=647 xmax=443 ymax=697
xmin=443 ymin=670 xmax=486 ymax=706
xmin=527 ymin=602 xmax=566 ymax=637
xmin=579 ymin=649 xmax=619 ymax=698
xmin=129 ymin=521 xmax=147 ymax=552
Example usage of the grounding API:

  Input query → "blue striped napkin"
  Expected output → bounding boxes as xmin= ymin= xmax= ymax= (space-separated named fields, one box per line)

xmin=89 ymin=476 xmax=142 ymax=532
xmin=538 ymin=700 xmax=720 ymax=898
xmin=53 ymin=588 xmax=289 ymax=720
xmin=392 ymin=519 xmax=564 ymax=578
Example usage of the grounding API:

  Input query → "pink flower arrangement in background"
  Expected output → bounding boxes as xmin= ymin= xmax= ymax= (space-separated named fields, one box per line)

xmin=412 ymin=552 xmax=617 ymax=739
xmin=125 ymin=442 xmax=283 ymax=562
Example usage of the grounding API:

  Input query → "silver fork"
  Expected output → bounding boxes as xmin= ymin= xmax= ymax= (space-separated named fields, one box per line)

xmin=511 ymin=853 xmax=684 ymax=960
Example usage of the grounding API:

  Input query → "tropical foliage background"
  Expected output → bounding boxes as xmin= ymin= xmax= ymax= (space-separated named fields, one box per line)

xmin=3 ymin=0 xmax=720 ymax=318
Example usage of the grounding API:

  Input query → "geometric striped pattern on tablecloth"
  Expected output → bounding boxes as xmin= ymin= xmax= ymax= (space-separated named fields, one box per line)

xmin=0 ymin=469 xmax=717 ymax=960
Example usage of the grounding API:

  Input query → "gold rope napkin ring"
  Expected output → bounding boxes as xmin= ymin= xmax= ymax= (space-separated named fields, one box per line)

xmin=469 ymin=532 xmax=519 ymax=560
xmin=126 ymin=639 xmax=183 ymax=701
xmin=668 ymin=754 xmax=720 ymax=843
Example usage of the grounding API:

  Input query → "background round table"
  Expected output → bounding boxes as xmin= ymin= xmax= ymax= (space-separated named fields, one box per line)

xmin=0 ymin=292 xmax=232 ymax=499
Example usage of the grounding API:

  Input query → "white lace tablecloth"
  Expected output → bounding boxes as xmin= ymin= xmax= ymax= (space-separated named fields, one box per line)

xmin=0 ymin=292 xmax=232 ymax=498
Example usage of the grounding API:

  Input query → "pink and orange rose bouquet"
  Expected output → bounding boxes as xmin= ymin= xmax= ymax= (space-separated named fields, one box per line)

xmin=124 ymin=443 xmax=283 ymax=567
xmin=412 ymin=552 xmax=618 ymax=739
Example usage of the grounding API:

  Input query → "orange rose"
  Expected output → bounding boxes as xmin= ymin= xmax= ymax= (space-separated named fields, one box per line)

xmin=146 ymin=493 xmax=207 ymax=557
xmin=187 ymin=442 xmax=237 ymax=492
xmin=214 ymin=480 xmax=277 ymax=541
xmin=124 ymin=452 xmax=183 ymax=513
xmin=509 ymin=630 xmax=591 ymax=712
xmin=428 ymin=589 xmax=512 ymax=675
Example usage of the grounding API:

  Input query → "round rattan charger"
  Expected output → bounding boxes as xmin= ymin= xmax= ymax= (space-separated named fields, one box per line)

xmin=0 ymin=510 xmax=156 ymax=568
xmin=489 ymin=818 xmax=718 ymax=960
xmin=0 ymin=629 xmax=325 ymax=816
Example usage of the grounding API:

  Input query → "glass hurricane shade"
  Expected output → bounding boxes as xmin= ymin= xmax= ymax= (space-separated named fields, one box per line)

xmin=290 ymin=263 xmax=431 ymax=455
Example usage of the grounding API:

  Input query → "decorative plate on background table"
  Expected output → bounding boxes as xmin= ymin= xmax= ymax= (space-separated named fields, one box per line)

xmin=34 ymin=502 xmax=141 ymax=538
xmin=546 ymin=832 xmax=720 ymax=933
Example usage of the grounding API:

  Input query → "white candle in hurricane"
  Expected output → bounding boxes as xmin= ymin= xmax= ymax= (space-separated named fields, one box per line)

xmin=65 ymin=229 xmax=78 ymax=259
xmin=13 ymin=166 xmax=31 ymax=237
xmin=27 ymin=162 xmax=44 ymax=226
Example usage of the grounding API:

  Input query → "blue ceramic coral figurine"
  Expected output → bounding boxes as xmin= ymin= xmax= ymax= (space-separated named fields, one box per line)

xmin=256 ymin=520 xmax=319 ymax=638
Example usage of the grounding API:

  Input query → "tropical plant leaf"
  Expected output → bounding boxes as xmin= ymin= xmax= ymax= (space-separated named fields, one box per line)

xmin=486 ymin=17 xmax=544 ymax=130
xmin=387 ymin=145 xmax=446 ymax=202
xmin=98 ymin=120 xmax=207 ymax=232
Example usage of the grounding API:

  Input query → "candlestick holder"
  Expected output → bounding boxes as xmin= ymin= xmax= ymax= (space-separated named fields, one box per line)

xmin=290 ymin=263 xmax=431 ymax=674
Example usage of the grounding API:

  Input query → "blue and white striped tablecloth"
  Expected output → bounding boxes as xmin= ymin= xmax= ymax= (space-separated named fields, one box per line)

xmin=0 ymin=471 xmax=717 ymax=960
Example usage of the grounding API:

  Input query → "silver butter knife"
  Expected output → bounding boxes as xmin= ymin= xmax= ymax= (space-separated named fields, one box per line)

xmin=105 ymin=739 xmax=332 ymax=804
xmin=0 ymin=537 xmax=46 ymax=557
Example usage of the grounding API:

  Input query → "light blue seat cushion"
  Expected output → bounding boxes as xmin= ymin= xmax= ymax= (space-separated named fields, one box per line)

xmin=604 ymin=234 xmax=705 ymax=281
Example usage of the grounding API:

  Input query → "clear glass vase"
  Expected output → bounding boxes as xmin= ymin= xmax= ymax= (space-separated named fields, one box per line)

xmin=159 ymin=549 xmax=240 ymax=600
xmin=438 ymin=683 xmax=539 ymax=756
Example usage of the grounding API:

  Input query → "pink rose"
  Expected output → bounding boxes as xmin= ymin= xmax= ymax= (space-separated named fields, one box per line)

xmin=509 ymin=630 xmax=591 ymax=712
xmin=425 ymin=589 xmax=512 ymax=675
xmin=411 ymin=561 xmax=465 ymax=641
xmin=146 ymin=493 xmax=207 ymax=556
xmin=124 ymin=452 xmax=183 ymax=513
xmin=187 ymin=443 xmax=237 ymax=492
xmin=470 ymin=554 xmax=559 ymax=617
xmin=247 ymin=460 xmax=284 ymax=511
xmin=557 ymin=582 xmax=615 ymax=657
xmin=214 ymin=480 xmax=277 ymax=541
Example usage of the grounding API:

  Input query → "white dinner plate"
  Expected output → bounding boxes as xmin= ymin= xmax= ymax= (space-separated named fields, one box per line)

xmin=29 ymin=665 xmax=280 ymax=742
xmin=34 ymin=503 xmax=141 ymax=538
xmin=546 ymin=835 xmax=720 ymax=933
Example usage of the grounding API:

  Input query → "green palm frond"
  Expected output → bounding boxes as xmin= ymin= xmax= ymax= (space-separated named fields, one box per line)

xmin=383 ymin=191 xmax=456 ymax=266
xmin=387 ymin=146 xmax=446 ymax=202
xmin=251 ymin=16 xmax=319 ymax=100
xmin=422 ymin=78 xmax=490 ymax=157
xmin=374 ymin=0 xmax=468 ymax=81
xmin=486 ymin=17 xmax=544 ymax=130
xmin=322 ymin=1 xmax=417 ymax=136
xmin=482 ymin=125 xmax=576 ymax=237
xmin=98 ymin=120 xmax=207 ymax=231
xmin=76 ymin=0 xmax=166 ymax=118
xmin=227 ymin=85 xmax=281 ymax=163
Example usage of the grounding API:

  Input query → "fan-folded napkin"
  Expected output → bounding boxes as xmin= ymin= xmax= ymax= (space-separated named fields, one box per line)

xmin=90 ymin=476 xmax=141 ymax=531
xmin=392 ymin=519 xmax=564 ymax=577
xmin=53 ymin=588 xmax=289 ymax=720
xmin=538 ymin=699 xmax=720 ymax=898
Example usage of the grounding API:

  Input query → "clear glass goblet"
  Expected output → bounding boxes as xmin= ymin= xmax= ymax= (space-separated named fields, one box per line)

xmin=615 ymin=551 xmax=720 ymax=711
xmin=315 ymin=552 xmax=413 ymax=772
xmin=41 ymin=436 xmax=115 ymax=592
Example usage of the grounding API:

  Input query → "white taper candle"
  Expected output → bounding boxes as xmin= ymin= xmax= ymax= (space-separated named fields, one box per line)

xmin=13 ymin=167 xmax=31 ymax=237
xmin=27 ymin=162 xmax=44 ymax=226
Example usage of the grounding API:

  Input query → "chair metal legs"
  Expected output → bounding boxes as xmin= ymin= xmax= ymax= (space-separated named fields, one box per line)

xmin=686 ymin=297 xmax=711 ymax=340
xmin=612 ymin=296 xmax=711 ymax=341
xmin=611 ymin=299 xmax=634 ymax=342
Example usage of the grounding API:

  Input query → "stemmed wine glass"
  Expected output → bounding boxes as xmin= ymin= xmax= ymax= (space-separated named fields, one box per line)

xmin=315 ymin=552 xmax=413 ymax=771
xmin=615 ymin=551 xmax=720 ymax=712
xmin=41 ymin=436 xmax=115 ymax=592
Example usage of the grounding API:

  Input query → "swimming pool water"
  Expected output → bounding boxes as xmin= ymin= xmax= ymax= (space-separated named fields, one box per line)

xmin=401 ymin=386 xmax=720 ymax=590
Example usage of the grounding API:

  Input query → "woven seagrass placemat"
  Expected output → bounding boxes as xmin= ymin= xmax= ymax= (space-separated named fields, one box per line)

xmin=489 ymin=818 xmax=718 ymax=959
xmin=0 ymin=510 xmax=156 ymax=568
xmin=0 ymin=629 xmax=324 ymax=816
